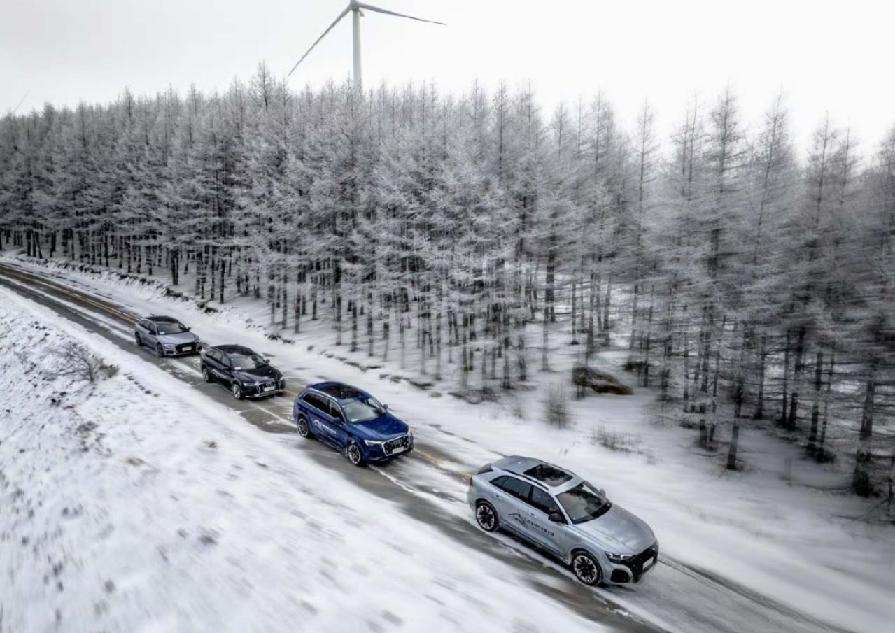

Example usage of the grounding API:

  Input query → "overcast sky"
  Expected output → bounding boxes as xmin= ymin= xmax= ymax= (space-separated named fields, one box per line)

xmin=2 ymin=0 xmax=893 ymax=155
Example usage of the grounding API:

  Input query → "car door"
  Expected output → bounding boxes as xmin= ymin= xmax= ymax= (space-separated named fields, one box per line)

xmin=219 ymin=353 xmax=234 ymax=383
xmin=145 ymin=321 xmax=158 ymax=345
xmin=490 ymin=475 xmax=535 ymax=540
xmin=304 ymin=394 xmax=338 ymax=446
xmin=525 ymin=487 xmax=566 ymax=556
xmin=326 ymin=401 xmax=351 ymax=450
xmin=206 ymin=349 xmax=225 ymax=379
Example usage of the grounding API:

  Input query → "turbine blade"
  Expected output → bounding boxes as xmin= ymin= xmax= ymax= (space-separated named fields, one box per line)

xmin=287 ymin=6 xmax=352 ymax=78
xmin=354 ymin=2 xmax=445 ymax=25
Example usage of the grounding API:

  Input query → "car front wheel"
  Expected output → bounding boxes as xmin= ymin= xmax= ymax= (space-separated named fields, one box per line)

xmin=155 ymin=343 xmax=164 ymax=357
xmin=475 ymin=501 xmax=499 ymax=532
xmin=572 ymin=552 xmax=602 ymax=586
xmin=346 ymin=442 xmax=365 ymax=467
xmin=134 ymin=333 xmax=142 ymax=347
xmin=202 ymin=367 xmax=212 ymax=383
xmin=231 ymin=382 xmax=244 ymax=400
xmin=296 ymin=416 xmax=311 ymax=438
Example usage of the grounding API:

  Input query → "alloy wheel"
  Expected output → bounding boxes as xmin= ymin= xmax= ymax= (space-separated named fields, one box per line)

xmin=475 ymin=502 xmax=498 ymax=532
xmin=572 ymin=553 xmax=601 ymax=585
xmin=347 ymin=443 xmax=363 ymax=466
xmin=297 ymin=417 xmax=310 ymax=438
xmin=231 ymin=383 xmax=242 ymax=399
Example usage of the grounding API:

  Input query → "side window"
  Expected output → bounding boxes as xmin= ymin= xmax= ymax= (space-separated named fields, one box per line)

xmin=530 ymin=487 xmax=559 ymax=514
xmin=208 ymin=349 xmax=221 ymax=363
xmin=304 ymin=393 xmax=326 ymax=413
xmin=492 ymin=476 xmax=532 ymax=502
xmin=329 ymin=401 xmax=344 ymax=421
xmin=148 ymin=322 xmax=157 ymax=334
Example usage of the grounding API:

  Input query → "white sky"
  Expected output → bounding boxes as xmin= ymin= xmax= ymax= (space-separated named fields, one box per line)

xmin=2 ymin=0 xmax=893 ymax=155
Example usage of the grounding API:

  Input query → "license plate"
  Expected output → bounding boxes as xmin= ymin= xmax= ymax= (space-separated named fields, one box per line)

xmin=182 ymin=346 xmax=192 ymax=352
xmin=263 ymin=385 xmax=274 ymax=392
xmin=642 ymin=556 xmax=656 ymax=572
xmin=391 ymin=444 xmax=407 ymax=455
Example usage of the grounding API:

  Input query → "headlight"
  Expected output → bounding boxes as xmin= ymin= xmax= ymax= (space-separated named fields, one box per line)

xmin=163 ymin=343 xmax=176 ymax=350
xmin=363 ymin=439 xmax=384 ymax=447
xmin=606 ymin=552 xmax=632 ymax=564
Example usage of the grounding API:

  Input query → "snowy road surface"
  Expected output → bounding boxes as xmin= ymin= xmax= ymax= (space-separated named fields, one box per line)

xmin=0 ymin=261 xmax=886 ymax=633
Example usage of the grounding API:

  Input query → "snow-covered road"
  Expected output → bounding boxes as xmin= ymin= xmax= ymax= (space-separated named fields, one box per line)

xmin=1 ymin=260 xmax=889 ymax=633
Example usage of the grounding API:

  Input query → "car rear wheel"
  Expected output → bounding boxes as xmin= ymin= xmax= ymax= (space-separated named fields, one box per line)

xmin=346 ymin=442 xmax=365 ymax=467
xmin=202 ymin=367 xmax=212 ymax=383
xmin=296 ymin=416 xmax=312 ymax=438
xmin=572 ymin=552 xmax=602 ymax=586
xmin=231 ymin=382 xmax=243 ymax=400
xmin=475 ymin=501 xmax=499 ymax=532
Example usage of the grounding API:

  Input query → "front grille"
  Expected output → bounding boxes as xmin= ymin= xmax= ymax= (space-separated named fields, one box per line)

xmin=623 ymin=544 xmax=658 ymax=581
xmin=383 ymin=435 xmax=410 ymax=456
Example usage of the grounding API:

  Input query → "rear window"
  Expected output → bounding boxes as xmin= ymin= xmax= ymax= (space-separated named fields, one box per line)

xmin=524 ymin=463 xmax=573 ymax=486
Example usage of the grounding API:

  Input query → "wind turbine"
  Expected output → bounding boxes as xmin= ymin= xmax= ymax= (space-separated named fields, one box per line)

xmin=288 ymin=1 xmax=444 ymax=94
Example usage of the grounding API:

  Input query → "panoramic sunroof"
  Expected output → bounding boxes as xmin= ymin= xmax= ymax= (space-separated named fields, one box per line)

xmin=524 ymin=464 xmax=573 ymax=486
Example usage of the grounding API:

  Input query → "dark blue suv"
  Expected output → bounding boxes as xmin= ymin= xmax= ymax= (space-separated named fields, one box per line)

xmin=294 ymin=382 xmax=413 ymax=466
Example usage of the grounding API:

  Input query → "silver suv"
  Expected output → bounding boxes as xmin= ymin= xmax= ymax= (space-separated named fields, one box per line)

xmin=134 ymin=315 xmax=201 ymax=356
xmin=468 ymin=456 xmax=658 ymax=585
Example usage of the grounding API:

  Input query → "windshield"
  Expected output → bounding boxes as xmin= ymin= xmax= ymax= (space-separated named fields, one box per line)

xmin=156 ymin=321 xmax=188 ymax=335
xmin=230 ymin=353 xmax=268 ymax=370
xmin=556 ymin=482 xmax=612 ymax=524
xmin=341 ymin=397 xmax=386 ymax=424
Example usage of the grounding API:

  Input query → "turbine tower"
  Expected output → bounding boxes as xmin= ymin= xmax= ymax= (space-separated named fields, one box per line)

xmin=288 ymin=1 xmax=444 ymax=94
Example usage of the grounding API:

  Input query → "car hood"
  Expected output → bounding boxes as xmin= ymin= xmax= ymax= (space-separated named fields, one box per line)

xmin=572 ymin=504 xmax=655 ymax=554
xmin=235 ymin=365 xmax=281 ymax=380
xmin=158 ymin=332 xmax=199 ymax=345
xmin=351 ymin=413 xmax=408 ymax=441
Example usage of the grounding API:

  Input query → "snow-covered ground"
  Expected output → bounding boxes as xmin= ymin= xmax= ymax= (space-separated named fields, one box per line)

xmin=2 ymin=255 xmax=894 ymax=633
xmin=0 ymin=291 xmax=618 ymax=633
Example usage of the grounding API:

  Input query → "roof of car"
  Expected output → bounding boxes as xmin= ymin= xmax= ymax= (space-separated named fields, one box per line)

xmin=309 ymin=381 xmax=369 ymax=400
xmin=146 ymin=314 xmax=181 ymax=322
xmin=213 ymin=345 xmax=255 ymax=355
xmin=492 ymin=455 xmax=578 ymax=489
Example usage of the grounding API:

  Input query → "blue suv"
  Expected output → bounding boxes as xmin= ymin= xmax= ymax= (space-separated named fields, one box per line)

xmin=293 ymin=382 xmax=413 ymax=466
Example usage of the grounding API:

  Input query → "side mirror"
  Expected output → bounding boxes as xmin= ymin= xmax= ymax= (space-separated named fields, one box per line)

xmin=548 ymin=511 xmax=565 ymax=524
xmin=383 ymin=403 xmax=389 ymax=410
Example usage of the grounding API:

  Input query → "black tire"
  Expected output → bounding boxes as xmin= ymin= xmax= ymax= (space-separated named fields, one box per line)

xmin=202 ymin=366 xmax=212 ymax=383
xmin=571 ymin=551 xmax=602 ymax=586
xmin=475 ymin=500 xmax=499 ymax=532
xmin=155 ymin=343 xmax=164 ymax=357
xmin=346 ymin=442 xmax=365 ymax=467
xmin=231 ymin=382 xmax=244 ymax=400
xmin=134 ymin=333 xmax=142 ymax=348
xmin=296 ymin=415 xmax=312 ymax=439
